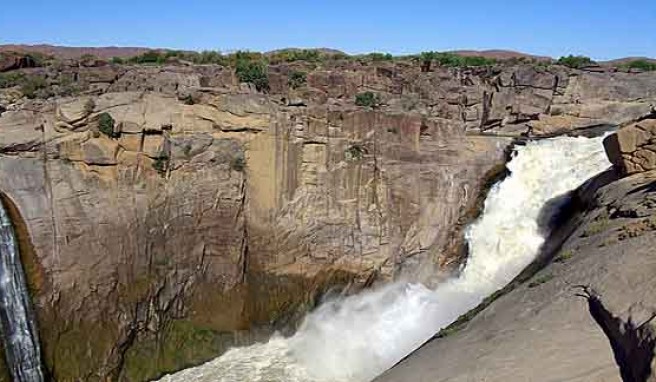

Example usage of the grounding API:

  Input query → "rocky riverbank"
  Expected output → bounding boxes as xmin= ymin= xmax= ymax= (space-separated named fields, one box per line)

xmin=1 ymin=49 xmax=655 ymax=380
xmin=376 ymin=118 xmax=656 ymax=381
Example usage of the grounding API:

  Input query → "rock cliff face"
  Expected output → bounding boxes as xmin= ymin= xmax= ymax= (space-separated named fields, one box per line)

xmin=1 ymin=56 xmax=655 ymax=380
xmin=377 ymin=119 xmax=656 ymax=382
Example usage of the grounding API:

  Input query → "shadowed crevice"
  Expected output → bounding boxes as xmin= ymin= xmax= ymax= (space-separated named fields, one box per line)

xmin=575 ymin=285 xmax=656 ymax=382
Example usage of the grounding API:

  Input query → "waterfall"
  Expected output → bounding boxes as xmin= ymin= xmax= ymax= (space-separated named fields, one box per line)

xmin=0 ymin=199 xmax=45 ymax=382
xmin=156 ymin=135 xmax=611 ymax=382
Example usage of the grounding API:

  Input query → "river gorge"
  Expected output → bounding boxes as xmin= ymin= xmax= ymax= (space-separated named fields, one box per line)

xmin=0 ymin=48 xmax=656 ymax=381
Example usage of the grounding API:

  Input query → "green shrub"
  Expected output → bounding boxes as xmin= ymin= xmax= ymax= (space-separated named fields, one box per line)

xmin=152 ymin=154 xmax=169 ymax=176
xmin=0 ymin=72 xmax=25 ymax=88
xmin=366 ymin=52 xmax=394 ymax=61
xmin=110 ymin=57 xmax=125 ymax=64
xmin=288 ymin=71 xmax=307 ymax=89
xmin=355 ymin=91 xmax=380 ymax=107
xmin=621 ymin=59 xmax=656 ymax=71
xmin=235 ymin=59 xmax=269 ymax=91
xmin=80 ymin=54 xmax=97 ymax=62
xmin=554 ymin=249 xmax=575 ymax=263
xmin=557 ymin=55 xmax=595 ymax=68
xmin=129 ymin=50 xmax=167 ymax=65
xmin=528 ymin=273 xmax=554 ymax=288
xmin=416 ymin=51 xmax=496 ymax=70
xmin=581 ymin=216 xmax=609 ymax=237
xmin=98 ymin=112 xmax=117 ymax=137
xmin=231 ymin=155 xmax=246 ymax=172
xmin=269 ymin=49 xmax=321 ymax=64
xmin=20 ymin=76 xmax=48 ymax=99
xmin=345 ymin=144 xmax=366 ymax=161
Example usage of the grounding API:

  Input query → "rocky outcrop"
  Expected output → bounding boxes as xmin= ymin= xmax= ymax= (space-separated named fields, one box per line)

xmin=1 ymin=58 xmax=656 ymax=381
xmin=376 ymin=165 xmax=656 ymax=382
xmin=605 ymin=119 xmax=656 ymax=175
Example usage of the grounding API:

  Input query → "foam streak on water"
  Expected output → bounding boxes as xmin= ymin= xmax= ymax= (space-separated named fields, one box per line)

xmin=157 ymin=136 xmax=611 ymax=382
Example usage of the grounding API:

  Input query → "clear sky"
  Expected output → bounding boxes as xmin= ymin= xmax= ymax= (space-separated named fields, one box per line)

xmin=1 ymin=0 xmax=654 ymax=60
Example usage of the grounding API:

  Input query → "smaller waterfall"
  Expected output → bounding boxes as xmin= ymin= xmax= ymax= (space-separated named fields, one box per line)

xmin=0 ymin=199 xmax=45 ymax=382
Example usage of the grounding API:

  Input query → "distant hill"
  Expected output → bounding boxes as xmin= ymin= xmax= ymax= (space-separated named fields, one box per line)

xmin=0 ymin=44 xmax=153 ymax=59
xmin=600 ymin=56 xmax=656 ymax=66
xmin=449 ymin=49 xmax=552 ymax=61
xmin=0 ymin=44 xmax=653 ymax=64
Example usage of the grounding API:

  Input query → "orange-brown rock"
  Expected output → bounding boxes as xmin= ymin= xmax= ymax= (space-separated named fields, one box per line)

xmin=604 ymin=119 xmax=656 ymax=175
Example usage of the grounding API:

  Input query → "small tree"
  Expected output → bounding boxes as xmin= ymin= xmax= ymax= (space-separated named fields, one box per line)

xmin=288 ymin=71 xmax=307 ymax=89
xmin=98 ymin=112 xmax=117 ymax=138
xmin=235 ymin=59 xmax=269 ymax=91
xmin=557 ymin=55 xmax=595 ymax=68
xmin=355 ymin=91 xmax=380 ymax=108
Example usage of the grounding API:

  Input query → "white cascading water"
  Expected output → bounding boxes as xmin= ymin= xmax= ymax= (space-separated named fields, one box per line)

xmin=0 ymin=199 xmax=45 ymax=382
xmin=157 ymin=135 xmax=611 ymax=382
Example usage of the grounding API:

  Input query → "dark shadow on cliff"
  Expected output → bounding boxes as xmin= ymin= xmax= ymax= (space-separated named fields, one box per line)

xmin=575 ymin=285 xmax=656 ymax=382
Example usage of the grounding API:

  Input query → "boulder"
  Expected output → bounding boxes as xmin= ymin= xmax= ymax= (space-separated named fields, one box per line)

xmin=604 ymin=119 xmax=656 ymax=174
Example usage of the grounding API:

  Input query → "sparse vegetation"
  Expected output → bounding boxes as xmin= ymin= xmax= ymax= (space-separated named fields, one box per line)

xmin=129 ymin=50 xmax=168 ymax=65
xmin=0 ymin=72 xmax=26 ymax=88
xmin=355 ymin=91 xmax=380 ymax=108
xmin=80 ymin=54 xmax=97 ymax=62
xmin=269 ymin=49 xmax=321 ymax=64
xmin=557 ymin=55 xmax=595 ymax=68
xmin=110 ymin=56 xmax=125 ymax=64
xmin=554 ymin=249 xmax=575 ymax=263
xmin=288 ymin=71 xmax=307 ymax=89
xmin=57 ymin=75 xmax=82 ymax=97
xmin=366 ymin=52 xmax=394 ymax=61
xmin=528 ymin=273 xmax=554 ymax=288
xmin=621 ymin=59 xmax=656 ymax=71
xmin=152 ymin=153 xmax=170 ymax=176
xmin=230 ymin=155 xmax=246 ymax=172
xmin=98 ymin=112 xmax=117 ymax=138
xmin=20 ymin=76 xmax=49 ymax=99
xmin=345 ymin=144 xmax=367 ymax=161
xmin=235 ymin=56 xmax=269 ymax=91
xmin=0 ymin=72 xmax=53 ymax=98
xmin=417 ymin=51 xmax=496 ymax=71
xmin=581 ymin=216 xmax=609 ymax=237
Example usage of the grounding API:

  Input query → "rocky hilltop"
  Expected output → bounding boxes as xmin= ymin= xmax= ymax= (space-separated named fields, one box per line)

xmin=0 ymin=49 xmax=655 ymax=380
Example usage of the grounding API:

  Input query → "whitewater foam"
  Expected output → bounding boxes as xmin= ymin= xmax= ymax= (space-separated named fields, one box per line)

xmin=157 ymin=135 xmax=611 ymax=382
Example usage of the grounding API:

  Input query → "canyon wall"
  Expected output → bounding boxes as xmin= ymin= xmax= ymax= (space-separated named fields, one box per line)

xmin=0 ymin=58 xmax=655 ymax=380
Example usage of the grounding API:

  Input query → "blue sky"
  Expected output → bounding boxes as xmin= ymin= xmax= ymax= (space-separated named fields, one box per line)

xmin=1 ymin=0 xmax=654 ymax=60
